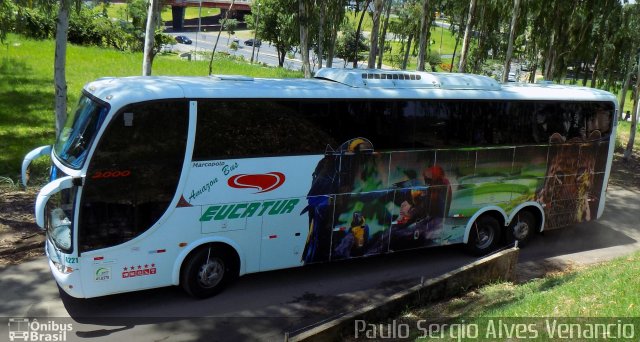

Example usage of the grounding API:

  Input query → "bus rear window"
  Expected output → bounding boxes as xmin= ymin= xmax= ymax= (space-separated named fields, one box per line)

xmin=54 ymin=94 xmax=109 ymax=169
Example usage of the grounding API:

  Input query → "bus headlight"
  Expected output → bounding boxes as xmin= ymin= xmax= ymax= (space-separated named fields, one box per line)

xmin=52 ymin=260 xmax=74 ymax=274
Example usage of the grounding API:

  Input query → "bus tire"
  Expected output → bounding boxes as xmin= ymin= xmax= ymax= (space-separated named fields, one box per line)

xmin=180 ymin=246 xmax=235 ymax=299
xmin=505 ymin=210 xmax=536 ymax=247
xmin=465 ymin=215 xmax=502 ymax=256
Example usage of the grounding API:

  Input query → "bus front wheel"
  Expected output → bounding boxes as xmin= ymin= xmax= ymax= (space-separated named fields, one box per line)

xmin=181 ymin=246 xmax=235 ymax=298
xmin=465 ymin=215 xmax=502 ymax=256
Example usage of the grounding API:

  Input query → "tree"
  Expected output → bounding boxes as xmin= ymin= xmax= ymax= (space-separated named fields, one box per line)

xmin=353 ymin=0 xmax=372 ymax=68
xmin=367 ymin=0 xmax=384 ymax=68
xmin=622 ymin=2 xmax=640 ymax=161
xmin=210 ymin=0 xmax=235 ymax=75
xmin=142 ymin=0 xmax=160 ymax=76
xmin=249 ymin=0 xmax=261 ymax=64
xmin=0 ymin=0 xmax=17 ymax=43
xmin=501 ymin=0 xmax=520 ymax=83
xmin=247 ymin=0 xmax=298 ymax=67
xmin=324 ymin=0 xmax=346 ymax=68
xmin=440 ymin=0 xmax=469 ymax=72
xmin=388 ymin=0 xmax=420 ymax=70
xmin=299 ymin=0 xmax=312 ymax=77
xmin=624 ymin=49 xmax=640 ymax=161
xmin=416 ymin=0 xmax=432 ymax=71
xmin=54 ymin=0 xmax=71 ymax=137
xmin=376 ymin=0 xmax=392 ymax=69
xmin=224 ymin=18 xmax=239 ymax=44
xmin=457 ymin=0 xmax=476 ymax=73
xmin=336 ymin=24 xmax=368 ymax=67
xmin=317 ymin=0 xmax=325 ymax=69
xmin=126 ymin=0 xmax=148 ymax=30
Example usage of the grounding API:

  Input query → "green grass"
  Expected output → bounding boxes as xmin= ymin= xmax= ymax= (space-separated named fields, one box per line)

xmin=386 ymin=251 xmax=640 ymax=340
xmin=616 ymin=120 xmax=640 ymax=152
xmin=382 ymin=25 xmax=458 ymax=70
xmin=161 ymin=5 xmax=221 ymax=22
xmin=345 ymin=10 xmax=375 ymax=32
xmin=344 ymin=14 xmax=459 ymax=70
xmin=0 ymin=34 xmax=301 ymax=181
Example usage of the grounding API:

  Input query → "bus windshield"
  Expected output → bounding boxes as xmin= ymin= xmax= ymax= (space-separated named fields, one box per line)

xmin=54 ymin=94 xmax=109 ymax=169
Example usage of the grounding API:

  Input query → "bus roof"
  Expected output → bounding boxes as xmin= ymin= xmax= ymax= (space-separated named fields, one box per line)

xmin=85 ymin=69 xmax=617 ymax=109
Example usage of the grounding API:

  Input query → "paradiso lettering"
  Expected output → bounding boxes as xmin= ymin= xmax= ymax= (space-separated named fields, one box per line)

xmin=200 ymin=199 xmax=300 ymax=221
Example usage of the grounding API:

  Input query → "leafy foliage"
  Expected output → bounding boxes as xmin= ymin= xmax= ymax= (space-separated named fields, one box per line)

xmin=335 ymin=24 xmax=368 ymax=66
xmin=246 ymin=0 xmax=298 ymax=67
xmin=8 ymin=2 xmax=172 ymax=53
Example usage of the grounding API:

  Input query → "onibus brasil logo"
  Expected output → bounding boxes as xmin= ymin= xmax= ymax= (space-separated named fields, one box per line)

xmin=8 ymin=318 xmax=72 ymax=341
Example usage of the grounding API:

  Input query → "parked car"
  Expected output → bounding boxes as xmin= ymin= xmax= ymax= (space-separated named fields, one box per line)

xmin=244 ymin=38 xmax=261 ymax=47
xmin=175 ymin=35 xmax=192 ymax=44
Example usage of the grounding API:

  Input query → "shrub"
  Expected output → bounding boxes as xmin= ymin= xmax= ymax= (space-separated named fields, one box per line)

xmin=15 ymin=7 xmax=55 ymax=39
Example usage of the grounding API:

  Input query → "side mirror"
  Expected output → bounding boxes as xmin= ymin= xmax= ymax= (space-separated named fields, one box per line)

xmin=22 ymin=145 xmax=52 ymax=187
xmin=35 ymin=176 xmax=74 ymax=229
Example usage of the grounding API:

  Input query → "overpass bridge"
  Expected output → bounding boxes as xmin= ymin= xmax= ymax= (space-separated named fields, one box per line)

xmin=166 ymin=0 xmax=253 ymax=31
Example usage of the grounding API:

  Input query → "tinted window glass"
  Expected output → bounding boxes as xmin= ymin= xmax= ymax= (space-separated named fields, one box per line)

xmin=193 ymin=99 xmax=615 ymax=160
xmin=193 ymin=100 xmax=335 ymax=160
xmin=79 ymin=100 xmax=189 ymax=252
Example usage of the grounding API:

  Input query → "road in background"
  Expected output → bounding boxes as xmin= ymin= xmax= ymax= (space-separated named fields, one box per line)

xmin=166 ymin=32 xmax=353 ymax=72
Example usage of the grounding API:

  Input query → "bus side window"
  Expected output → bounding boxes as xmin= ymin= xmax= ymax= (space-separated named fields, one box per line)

xmin=193 ymin=100 xmax=334 ymax=159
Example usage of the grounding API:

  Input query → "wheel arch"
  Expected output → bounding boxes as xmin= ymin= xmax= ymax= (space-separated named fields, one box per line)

xmin=462 ymin=206 xmax=508 ymax=244
xmin=171 ymin=237 xmax=243 ymax=286
xmin=506 ymin=202 xmax=545 ymax=233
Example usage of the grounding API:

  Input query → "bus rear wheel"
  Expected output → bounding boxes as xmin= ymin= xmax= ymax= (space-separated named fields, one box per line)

xmin=181 ymin=246 xmax=235 ymax=298
xmin=466 ymin=215 xmax=502 ymax=256
xmin=506 ymin=210 xmax=536 ymax=246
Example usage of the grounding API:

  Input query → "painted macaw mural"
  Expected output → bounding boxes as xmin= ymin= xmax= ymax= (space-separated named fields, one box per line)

xmin=301 ymin=131 xmax=610 ymax=264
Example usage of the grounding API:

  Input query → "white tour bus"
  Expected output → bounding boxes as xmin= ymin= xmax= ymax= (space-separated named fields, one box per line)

xmin=22 ymin=69 xmax=617 ymax=298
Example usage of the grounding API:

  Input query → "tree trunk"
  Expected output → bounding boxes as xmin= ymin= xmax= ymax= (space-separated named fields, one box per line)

xmin=417 ymin=0 xmax=431 ymax=71
xmin=299 ymin=0 xmax=311 ymax=78
xmin=623 ymin=59 xmax=640 ymax=162
xmin=619 ymin=56 xmax=634 ymax=121
xmin=543 ymin=38 xmax=556 ymax=81
xmin=209 ymin=0 xmax=235 ymax=75
xmin=402 ymin=33 xmax=414 ymax=70
xmin=589 ymin=52 xmax=599 ymax=88
xmin=582 ymin=61 xmax=589 ymax=86
xmin=250 ymin=1 xmax=261 ymax=64
xmin=376 ymin=0 xmax=392 ymax=69
xmin=353 ymin=0 xmax=371 ymax=68
xmin=528 ymin=63 xmax=537 ymax=83
xmin=327 ymin=29 xmax=337 ymax=67
xmin=142 ymin=0 xmax=159 ymax=76
xmin=54 ymin=0 xmax=70 ymax=137
xmin=318 ymin=1 xmax=325 ymax=69
xmin=501 ymin=0 xmax=520 ymax=83
xmin=278 ymin=47 xmax=286 ymax=67
xmin=326 ymin=0 xmax=344 ymax=68
xmin=449 ymin=36 xmax=459 ymax=72
xmin=368 ymin=0 xmax=384 ymax=69
xmin=458 ymin=0 xmax=476 ymax=73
